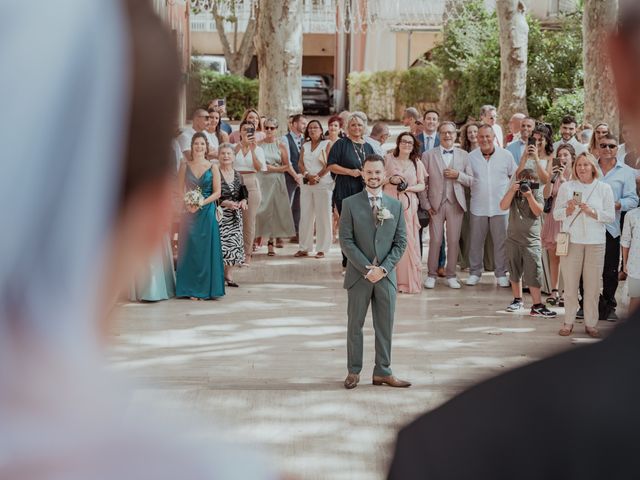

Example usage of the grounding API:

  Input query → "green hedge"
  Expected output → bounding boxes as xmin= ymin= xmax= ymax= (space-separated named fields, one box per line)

xmin=190 ymin=70 xmax=259 ymax=120
xmin=348 ymin=64 xmax=442 ymax=121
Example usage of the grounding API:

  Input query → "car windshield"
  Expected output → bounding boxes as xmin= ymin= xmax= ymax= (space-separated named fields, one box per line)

xmin=302 ymin=78 xmax=324 ymax=88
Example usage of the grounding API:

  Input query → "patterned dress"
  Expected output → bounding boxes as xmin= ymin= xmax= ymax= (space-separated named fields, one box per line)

xmin=219 ymin=170 xmax=245 ymax=266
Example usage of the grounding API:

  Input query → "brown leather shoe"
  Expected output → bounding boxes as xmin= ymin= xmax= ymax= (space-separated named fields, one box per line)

xmin=437 ymin=267 xmax=446 ymax=278
xmin=372 ymin=375 xmax=411 ymax=388
xmin=344 ymin=373 xmax=360 ymax=389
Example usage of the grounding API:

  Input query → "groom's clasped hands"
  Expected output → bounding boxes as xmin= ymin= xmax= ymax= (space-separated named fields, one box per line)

xmin=364 ymin=265 xmax=386 ymax=283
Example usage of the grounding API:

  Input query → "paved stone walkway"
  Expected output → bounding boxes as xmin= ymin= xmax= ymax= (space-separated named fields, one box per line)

xmin=110 ymin=244 xmax=610 ymax=479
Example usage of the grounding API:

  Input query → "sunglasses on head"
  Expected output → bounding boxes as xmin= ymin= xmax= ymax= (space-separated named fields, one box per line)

xmin=599 ymin=143 xmax=618 ymax=149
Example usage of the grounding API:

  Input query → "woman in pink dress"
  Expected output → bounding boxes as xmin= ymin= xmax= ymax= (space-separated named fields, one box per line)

xmin=383 ymin=132 xmax=427 ymax=293
xmin=541 ymin=143 xmax=576 ymax=306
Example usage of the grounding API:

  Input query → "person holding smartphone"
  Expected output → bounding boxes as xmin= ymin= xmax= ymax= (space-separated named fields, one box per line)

xmin=553 ymin=152 xmax=615 ymax=337
xmin=506 ymin=117 xmax=536 ymax=166
xmin=514 ymin=124 xmax=552 ymax=184
xmin=207 ymin=98 xmax=232 ymax=135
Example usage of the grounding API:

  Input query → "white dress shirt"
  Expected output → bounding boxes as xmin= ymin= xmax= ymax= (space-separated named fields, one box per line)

xmin=492 ymin=124 xmax=504 ymax=148
xmin=553 ymin=137 xmax=586 ymax=156
xmin=468 ymin=147 xmax=516 ymax=216
xmin=365 ymin=136 xmax=385 ymax=157
xmin=621 ymin=207 xmax=640 ymax=279
xmin=441 ymin=146 xmax=454 ymax=167
xmin=367 ymin=190 xmax=383 ymax=207
xmin=553 ymin=180 xmax=615 ymax=245
xmin=234 ymin=146 xmax=267 ymax=172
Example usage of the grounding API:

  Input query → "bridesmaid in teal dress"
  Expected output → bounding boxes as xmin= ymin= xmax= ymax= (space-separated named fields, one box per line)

xmin=176 ymin=132 xmax=225 ymax=300
xmin=128 ymin=235 xmax=175 ymax=302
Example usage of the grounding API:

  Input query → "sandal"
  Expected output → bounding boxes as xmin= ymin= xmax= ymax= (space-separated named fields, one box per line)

xmin=267 ymin=241 xmax=275 ymax=256
xmin=294 ymin=250 xmax=308 ymax=257
xmin=558 ymin=324 xmax=573 ymax=336
xmin=315 ymin=252 xmax=325 ymax=259
xmin=585 ymin=326 xmax=600 ymax=338
xmin=546 ymin=290 xmax=560 ymax=306
xmin=225 ymin=279 xmax=239 ymax=288
xmin=275 ymin=238 xmax=284 ymax=248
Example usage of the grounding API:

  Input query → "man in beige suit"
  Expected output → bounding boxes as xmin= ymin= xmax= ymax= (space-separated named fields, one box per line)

xmin=419 ymin=121 xmax=474 ymax=289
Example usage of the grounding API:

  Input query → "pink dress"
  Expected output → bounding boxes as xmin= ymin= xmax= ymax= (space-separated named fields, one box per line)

xmin=541 ymin=173 xmax=570 ymax=250
xmin=383 ymin=155 xmax=426 ymax=293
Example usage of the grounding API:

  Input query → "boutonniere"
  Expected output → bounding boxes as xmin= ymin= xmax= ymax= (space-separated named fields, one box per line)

xmin=377 ymin=205 xmax=393 ymax=225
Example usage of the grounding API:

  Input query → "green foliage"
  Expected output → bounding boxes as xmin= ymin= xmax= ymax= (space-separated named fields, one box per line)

xmin=432 ymin=0 xmax=584 ymax=123
xmin=194 ymin=70 xmax=258 ymax=120
xmin=348 ymin=64 xmax=442 ymax=120
xmin=545 ymin=88 xmax=584 ymax=135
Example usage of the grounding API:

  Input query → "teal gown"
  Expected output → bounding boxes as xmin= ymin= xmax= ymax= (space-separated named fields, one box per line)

xmin=176 ymin=167 xmax=225 ymax=299
xmin=129 ymin=235 xmax=175 ymax=302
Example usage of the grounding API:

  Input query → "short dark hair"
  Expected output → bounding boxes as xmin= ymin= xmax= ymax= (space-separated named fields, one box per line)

xmin=327 ymin=115 xmax=343 ymax=127
xmin=363 ymin=153 xmax=385 ymax=167
xmin=518 ymin=168 xmax=538 ymax=181
xmin=290 ymin=113 xmax=306 ymax=124
xmin=561 ymin=115 xmax=577 ymax=126
xmin=423 ymin=109 xmax=440 ymax=119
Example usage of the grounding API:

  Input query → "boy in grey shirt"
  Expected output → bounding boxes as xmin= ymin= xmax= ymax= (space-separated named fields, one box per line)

xmin=499 ymin=169 xmax=557 ymax=317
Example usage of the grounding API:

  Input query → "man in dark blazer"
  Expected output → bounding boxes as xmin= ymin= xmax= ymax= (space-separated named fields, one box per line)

xmin=387 ymin=6 xmax=640 ymax=476
xmin=340 ymin=154 xmax=409 ymax=390
xmin=418 ymin=109 xmax=441 ymax=155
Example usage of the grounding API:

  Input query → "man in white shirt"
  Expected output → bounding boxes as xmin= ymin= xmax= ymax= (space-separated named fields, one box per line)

xmin=466 ymin=124 xmax=516 ymax=287
xmin=506 ymin=113 xmax=525 ymax=145
xmin=365 ymin=122 xmax=390 ymax=157
xmin=480 ymin=105 xmax=503 ymax=147
xmin=176 ymin=108 xmax=218 ymax=160
xmin=553 ymin=115 xmax=586 ymax=156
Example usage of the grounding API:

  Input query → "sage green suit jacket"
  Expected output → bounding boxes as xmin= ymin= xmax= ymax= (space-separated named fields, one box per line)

xmin=339 ymin=190 xmax=407 ymax=290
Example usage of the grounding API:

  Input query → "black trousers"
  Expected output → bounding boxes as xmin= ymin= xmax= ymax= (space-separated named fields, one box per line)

xmin=579 ymin=231 xmax=619 ymax=318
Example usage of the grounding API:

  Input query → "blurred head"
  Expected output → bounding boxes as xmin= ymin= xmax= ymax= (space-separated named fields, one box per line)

xmin=509 ymin=113 xmax=525 ymax=135
xmin=393 ymin=132 xmax=420 ymax=161
xmin=239 ymin=120 xmax=256 ymax=143
xmin=560 ymin=115 xmax=577 ymax=141
xmin=218 ymin=143 xmax=235 ymax=166
xmin=304 ymin=119 xmax=324 ymax=142
xmin=556 ymin=144 xmax=576 ymax=178
xmin=520 ymin=117 xmax=536 ymax=141
xmin=478 ymin=124 xmax=496 ymax=153
xmin=609 ymin=1 xmax=640 ymax=149
xmin=598 ymin=133 xmax=619 ymax=161
xmin=461 ymin=122 xmax=480 ymax=152
xmin=206 ymin=109 xmax=220 ymax=133
xmin=208 ymin=98 xmax=227 ymax=115
xmin=327 ymin=115 xmax=343 ymax=136
xmin=402 ymin=107 xmax=420 ymax=127
xmin=423 ymin=110 xmax=439 ymax=135
xmin=517 ymin=168 xmax=538 ymax=182
xmin=480 ymin=105 xmax=497 ymax=126
xmin=192 ymin=108 xmax=210 ymax=132
xmin=438 ymin=121 xmax=457 ymax=149
xmin=241 ymin=108 xmax=261 ymax=131
xmin=533 ymin=124 xmax=554 ymax=156
xmin=346 ymin=111 xmax=367 ymax=139
xmin=370 ymin=122 xmax=390 ymax=143
xmin=362 ymin=154 xmax=385 ymax=190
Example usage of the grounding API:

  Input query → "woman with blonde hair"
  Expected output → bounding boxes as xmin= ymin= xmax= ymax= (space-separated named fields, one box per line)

xmin=588 ymin=122 xmax=610 ymax=154
xmin=229 ymin=108 xmax=266 ymax=144
xmin=553 ymin=152 xmax=615 ymax=337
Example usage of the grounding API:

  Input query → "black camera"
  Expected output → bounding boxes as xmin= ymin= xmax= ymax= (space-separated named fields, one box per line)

xmin=517 ymin=180 xmax=539 ymax=194
xmin=389 ymin=175 xmax=407 ymax=192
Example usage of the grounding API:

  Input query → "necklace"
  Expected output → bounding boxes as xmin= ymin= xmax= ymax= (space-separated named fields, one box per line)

xmin=351 ymin=140 xmax=365 ymax=168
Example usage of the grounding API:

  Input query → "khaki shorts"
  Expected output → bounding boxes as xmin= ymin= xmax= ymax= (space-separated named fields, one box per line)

xmin=628 ymin=276 xmax=640 ymax=298
xmin=506 ymin=240 xmax=543 ymax=288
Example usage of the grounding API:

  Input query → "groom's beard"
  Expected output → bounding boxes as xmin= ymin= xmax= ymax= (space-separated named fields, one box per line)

xmin=365 ymin=178 xmax=382 ymax=189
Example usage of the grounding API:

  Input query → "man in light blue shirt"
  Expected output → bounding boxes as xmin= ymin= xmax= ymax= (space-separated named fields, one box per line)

xmin=506 ymin=117 xmax=536 ymax=167
xmin=596 ymin=133 xmax=639 ymax=320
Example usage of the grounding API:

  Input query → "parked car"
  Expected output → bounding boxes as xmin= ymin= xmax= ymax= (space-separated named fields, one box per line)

xmin=302 ymin=75 xmax=332 ymax=115
xmin=191 ymin=55 xmax=228 ymax=75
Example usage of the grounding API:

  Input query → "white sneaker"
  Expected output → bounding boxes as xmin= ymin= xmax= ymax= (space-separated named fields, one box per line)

xmin=423 ymin=277 xmax=436 ymax=289
xmin=446 ymin=278 xmax=462 ymax=289
xmin=497 ymin=276 xmax=510 ymax=288
xmin=465 ymin=275 xmax=481 ymax=286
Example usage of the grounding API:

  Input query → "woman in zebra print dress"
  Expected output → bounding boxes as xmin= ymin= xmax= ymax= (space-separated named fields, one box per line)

xmin=218 ymin=143 xmax=247 ymax=287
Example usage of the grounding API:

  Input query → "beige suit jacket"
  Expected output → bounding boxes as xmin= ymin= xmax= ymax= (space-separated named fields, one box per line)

xmin=418 ymin=147 xmax=473 ymax=213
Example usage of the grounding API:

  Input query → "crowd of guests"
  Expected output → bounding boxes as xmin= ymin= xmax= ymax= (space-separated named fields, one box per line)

xmin=131 ymin=100 xmax=640 ymax=338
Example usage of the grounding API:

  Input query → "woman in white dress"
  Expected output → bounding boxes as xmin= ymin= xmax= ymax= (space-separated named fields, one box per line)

xmin=297 ymin=120 xmax=334 ymax=258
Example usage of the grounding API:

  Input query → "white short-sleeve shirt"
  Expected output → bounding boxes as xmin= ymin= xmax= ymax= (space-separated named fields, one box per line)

xmin=468 ymin=147 xmax=517 ymax=217
xmin=177 ymin=127 xmax=218 ymax=153
xmin=234 ymin=146 xmax=267 ymax=172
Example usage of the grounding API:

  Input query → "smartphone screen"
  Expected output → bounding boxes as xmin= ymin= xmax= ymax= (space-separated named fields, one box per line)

xmin=553 ymin=157 xmax=561 ymax=168
xmin=246 ymin=127 xmax=255 ymax=138
xmin=573 ymin=191 xmax=583 ymax=204
xmin=217 ymin=99 xmax=225 ymax=107
xmin=528 ymin=137 xmax=536 ymax=146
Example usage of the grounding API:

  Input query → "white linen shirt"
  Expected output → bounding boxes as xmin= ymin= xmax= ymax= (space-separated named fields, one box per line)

xmin=468 ymin=147 xmax=517 ymax=217
xmin=177 ymin=127 xmax=218 ymax=153
xmin=553 ymin=137 xmax=586 ymax=156
xmin=234 ymin=146 xmax=267 ymax=172
xmin=553 ymin=180 xmax=615 ymax=245
xmin=621 ymin=208 xmax=640 ymax=279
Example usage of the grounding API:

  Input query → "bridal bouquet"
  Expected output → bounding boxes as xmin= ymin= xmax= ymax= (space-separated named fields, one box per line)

xmin=184 ymin=187 xmax=204 ymax=211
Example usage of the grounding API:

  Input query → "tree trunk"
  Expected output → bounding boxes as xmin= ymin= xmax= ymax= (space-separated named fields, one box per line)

xmin=583 ymin=0 xmax=619 ymax=134
xmin=438 ymin=0 xmax=464 ymax=121
xmin=496 ymin=0 xmax=528 ymax=133
xmin=211 ymin=3 xmax=257 ymax=76
xmin=255 ymin=0 xmax=303 ymax=129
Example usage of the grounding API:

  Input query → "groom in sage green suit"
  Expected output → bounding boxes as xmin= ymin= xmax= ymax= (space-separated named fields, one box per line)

xmin=339 ymin=154 xmax=410 ymax=390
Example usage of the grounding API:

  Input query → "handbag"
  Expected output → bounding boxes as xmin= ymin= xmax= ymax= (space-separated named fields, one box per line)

xmin=238 ymin=184 xmax=249 ymax=201
xmin=543 ymin=195 xmax=553 ymax=214
xmin=417 ymin=207 xmax=430 ymax=229
xmin=555 ymin=183 xmax=598 ymax=257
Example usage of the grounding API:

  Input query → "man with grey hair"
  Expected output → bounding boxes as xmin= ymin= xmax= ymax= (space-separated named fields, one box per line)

xmin=365 ymin=122 xmax=390 ymax=157
xmin=387 ymin=4 xmax=640 ymax=476
xmin=402 ymin=107 xmax=421 ymax=136
xmin=480 ymin=104 xmax=503 ymax=147
xmin=506 ymin=112 xmax=525 ymax=144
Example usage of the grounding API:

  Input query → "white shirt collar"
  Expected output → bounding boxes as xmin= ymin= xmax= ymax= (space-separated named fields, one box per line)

xmin=367 ymin=190 xmax=382 ymax=200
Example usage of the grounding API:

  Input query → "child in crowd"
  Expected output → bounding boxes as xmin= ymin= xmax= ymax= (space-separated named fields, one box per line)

xmin=499 ymin=169 xmax=557 ymax=317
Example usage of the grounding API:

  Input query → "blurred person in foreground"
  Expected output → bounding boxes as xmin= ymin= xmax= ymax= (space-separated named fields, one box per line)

xmin=0 ymin=1 xmax=275 ymax=478
xmin=387 ymin=3 xmax=640 ymax=477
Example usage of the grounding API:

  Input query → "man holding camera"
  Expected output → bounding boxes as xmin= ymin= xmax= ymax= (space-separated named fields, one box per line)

xmin=420 ymin=122 xmax=473 ymax=289
xmin=499 ymin=169 xmax=557 ymax=316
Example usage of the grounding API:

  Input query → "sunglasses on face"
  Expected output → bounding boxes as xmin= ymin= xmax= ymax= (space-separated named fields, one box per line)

xmin=264 ymin=126 xmax=277 ymax=131
xmin=600 ymin=144 xmax=618 ymax=149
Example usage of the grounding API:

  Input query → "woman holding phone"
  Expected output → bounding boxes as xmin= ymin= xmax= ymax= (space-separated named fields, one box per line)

xmin=541 ymin=144 xmax=576 ymax=306
xmin=229 ymin=108 xmax=266 ymax=144
xmin=235 ymin=120 xmax=267 ymax=264
xmin=553 ymin=152 xmax=615 ymax=337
